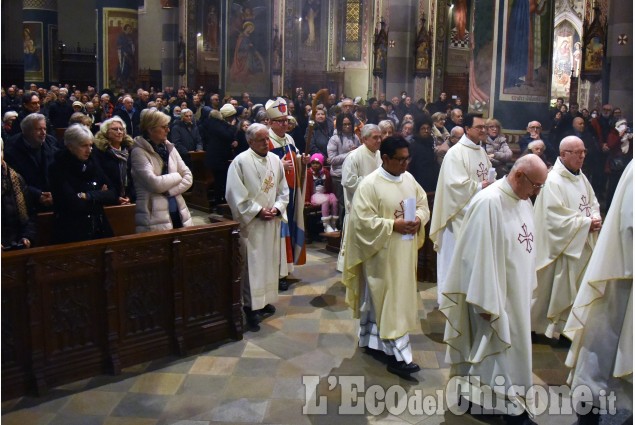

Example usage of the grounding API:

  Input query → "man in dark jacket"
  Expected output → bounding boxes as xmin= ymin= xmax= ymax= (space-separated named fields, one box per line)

xmin=4 ymin=113 xmax=58 ymax=213
xmin=204 ymin=104 xmax=237 ymax=205
xmin=114 ymin=95 xmax=141 ymax=137
xmin=171 ymin=108 xmax=202 ymax=169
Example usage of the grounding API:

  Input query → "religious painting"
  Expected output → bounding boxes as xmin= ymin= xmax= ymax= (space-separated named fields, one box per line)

xmin=103 ymin=8 xmax=138 ymax=91
xmin=202 ymin=0 xmax=220 ymax=55
xmin=301 ymin=0 xmax=321 ymax=49
xmin=414 ymin=16 xmax=431 ymax=78
xmin=225 ymin=0 xmax=271 ymax=97
xmin=23 ymin=22 xmax=44 ymax=82
xmin=499 ymin=0 xmax=552 ymax=103
xmin=450 ymin=0 xmax=470 ymax=49
xmin=583 ymin=35 xmax=604 ymax=73
xmin=550 ymin=21 xmax=581 ymax=101
xmin=469 ymin=0 xmax=495 ymax=115
xmin=49 ymin=25 xmax=59 ymax=82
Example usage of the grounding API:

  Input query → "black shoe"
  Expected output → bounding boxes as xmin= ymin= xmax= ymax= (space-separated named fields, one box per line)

xmin=362 ymin=347 xmax=388 ymax=362
xmin=243 ymin=306 xmax=261 ymax=332
xmin=386 ymin=361 xmax=420 ymax=378
xmin=278 ymin=279 xmax=289 ymax=291
xmin=257 ymin=304 xmax=276 ymax=318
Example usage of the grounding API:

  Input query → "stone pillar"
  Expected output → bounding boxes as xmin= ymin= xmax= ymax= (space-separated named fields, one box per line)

xmin=23 ymin=0 xmax=58 ymax=87
xmin=96 ymin=0 xmax=138 ymax=92
xmin=161 ymin=7 xmax=179 ymax=90
xmin=606 ymin=0 xmax=632 ymax=120
xmin=385 ymin=0 xmax=418 ymax=97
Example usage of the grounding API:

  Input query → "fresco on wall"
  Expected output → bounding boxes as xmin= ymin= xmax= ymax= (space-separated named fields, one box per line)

xmin=225 ymin=0 xmax=270 ymax=97
xmin=469 ymin=0 xmax=495 ymax=114
xmin=24 ymin=22 xmax=44 ymax=82
xmin=499 ymin=0 xmax=551 ymax=103
xmin=550 ymin=21 xmax=581 ymax=101
xmin=103 ymin=8 xmax=138 ymax=91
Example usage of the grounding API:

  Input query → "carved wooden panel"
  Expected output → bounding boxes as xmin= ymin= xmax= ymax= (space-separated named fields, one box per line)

xmin=0 ymin=221 xmax=242 ymax=400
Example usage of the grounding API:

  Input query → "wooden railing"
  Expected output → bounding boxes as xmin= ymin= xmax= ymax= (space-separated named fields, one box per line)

xmin=1 ymin=219 xmax=243 ymax=400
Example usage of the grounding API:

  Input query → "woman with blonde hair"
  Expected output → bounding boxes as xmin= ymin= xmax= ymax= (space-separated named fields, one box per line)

xmin=130 ymin=108 xmax=193 ymax=232
xmin=431 ymin=112 xmax=450 ymax=147
xmin=93 ymin=116 xmax=135 ymax=201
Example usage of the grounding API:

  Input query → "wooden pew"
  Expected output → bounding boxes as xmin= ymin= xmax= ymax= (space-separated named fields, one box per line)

xmin=417 ymin=191 xmax=437 ymax=283
xmin=36 ymin=203 xmax=137 ymax=246
xmin=1 ymin=220 xmax=243 ymax=400
xmin=184 ymin=151 xmax=215 ymax=212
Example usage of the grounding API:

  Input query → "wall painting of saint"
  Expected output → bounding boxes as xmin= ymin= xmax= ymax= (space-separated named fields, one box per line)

xmin=225 ymin=0 xmax=271 ymax=97
xmin=24 ymin=22 xmax=44 ymax=82
xmin=499 ymin=0 xmax=552 ymax=103
xmin=103 ymin=8 xmax=138 ymax=91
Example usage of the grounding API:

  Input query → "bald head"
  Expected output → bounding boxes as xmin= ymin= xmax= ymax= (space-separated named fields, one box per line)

xmin=559 ymin=135 xmax=586 ymax=172
xmin=572 ymin=117 xmax=585 ymax=133
xmin=559 ymin=135 xmax=584 ymax=152
xmin=508 ymin=154 xmax=549 ymax=200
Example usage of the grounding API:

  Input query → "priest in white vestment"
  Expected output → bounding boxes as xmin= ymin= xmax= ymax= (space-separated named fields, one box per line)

xmin=440 ymin=155 xmax=548 ymax=424
xmin=429 ymin=114 xmax=492 ymax=305
xmin=343 ymin=136 xmax=430 ymax=378
xmin=336 ymin=124 xmax=382 ymax=272
xmin=226 ymin=123 xmax=289 ymax=332
xmin=531 ymin=136 xmax=601 ymax=339
xmin=564 ymin=161 xmax=633 ymax=424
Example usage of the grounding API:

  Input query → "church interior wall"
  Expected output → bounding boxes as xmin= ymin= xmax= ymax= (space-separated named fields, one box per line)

xmin=137 ymin=1 xmax=165 ymax=73
xmin=58 ymin=0 xmax=97 ymax=53
xmin=1 ymin=1 xmax=25 ymax=64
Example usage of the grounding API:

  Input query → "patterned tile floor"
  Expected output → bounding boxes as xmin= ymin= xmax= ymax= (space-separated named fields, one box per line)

xmin=1 ymin=216 xmax=629 ymax=424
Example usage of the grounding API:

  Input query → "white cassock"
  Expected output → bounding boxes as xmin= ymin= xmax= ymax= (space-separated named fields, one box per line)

xmin=429 ymin=135 xmax=491 ymax=304
xmin=343 ymin=168 xmax=429 ymax=362
xmin=564 ymin=161 xmax=633 ymax=409
xmin=336 ymin=143 xmax=382 ymax=272
xmin=226 ymin=149 xmax=289 ymax=310
xmin=531 ymin=158 xmax=599 ymax=338
xmin=441 ymin=177 xmax=536 ymax=411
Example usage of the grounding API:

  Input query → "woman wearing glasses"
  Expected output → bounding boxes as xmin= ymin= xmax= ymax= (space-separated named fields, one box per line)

xmin=130 ymin=108 xmax=193 ymax=232
xmin=93 ymin=116 xmax=135 ymax=203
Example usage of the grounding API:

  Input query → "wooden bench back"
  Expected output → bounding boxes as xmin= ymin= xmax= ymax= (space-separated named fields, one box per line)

xmin=36 ymin=203 xmax=137 ymax=246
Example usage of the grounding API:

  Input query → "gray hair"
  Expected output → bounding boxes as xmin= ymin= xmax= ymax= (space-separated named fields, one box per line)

xmin=20 ymin=113 xmax=46 ymax=133
xmin=246 ymin=123 xmax=268 ymax=142
xmin=361 ymin=120 xmax=388 ymax=139
xmin=376 ymin=121 xmax=392 ymax=134
xmin=450 ymin=126 xmax=464 ymax=139
xmin=528 ymin=140 xmax=545 ymax=151
xmin=431 ymin=112 xmax=447 ymax=122
xmin=254 ymin=109 xmax=268 ymax=123
xmin=64 ymin=123 xmax=93 ymax=148
xmin=181 ymin=108 xmax=192 ymax=115
xmin=3 ymin=111 xmax=18 ymax=123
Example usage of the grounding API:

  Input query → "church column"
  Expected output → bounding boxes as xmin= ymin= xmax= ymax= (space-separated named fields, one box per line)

xmin=606 ymin=0 xmax=632 ymax=119
xmin=160 ymin=5 xmax=179 ymax=90
xmin=23 ymin=0 xmax=58 ymax=87
xmin=384 ymin=0 xmax=418 ymax=97
xmin=95 ymin=0 xmax=138 ymax=92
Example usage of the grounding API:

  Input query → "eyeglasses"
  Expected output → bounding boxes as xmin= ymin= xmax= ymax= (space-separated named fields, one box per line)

xmin=523 ymin=172 xmax=545 ymax=189
xmin=391 ymin=156 xmax=411 ymax=164
xmin=488 ymin=125 xmax=499 ymax=130
xmin=109 ymin=127 xmax=124 ymax=132
xmin=562 ymin=149 xmax=587 ymax=156
xmin=528 ymin=126 xmax=542 ymax=131
xmin=273 ymin=119 xmax=289 ymax=124
xmin=471 ymin=125 xmax=486 ymax=131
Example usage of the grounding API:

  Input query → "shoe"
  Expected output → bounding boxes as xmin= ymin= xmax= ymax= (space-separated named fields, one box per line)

xmin=244 ymin=311 xmax=261 ymax=332
xmin=363 ymin=346 xmax=388 ymax=362
xmin=258 ymin=304 xmax=276 ymax=316
xmin=278 ymin=279 xmax=289 ymax=291
xmin=331 ymin=216 xmax=339 ymax=232
xmin=321 ymin=216 xmax=334 ymax=233
xmin=386 ymin=361 xmax=420 ymax=378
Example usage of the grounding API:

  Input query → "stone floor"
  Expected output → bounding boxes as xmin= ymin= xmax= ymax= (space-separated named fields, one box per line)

xmin=1 ymin=214 xmax=630 ymax=424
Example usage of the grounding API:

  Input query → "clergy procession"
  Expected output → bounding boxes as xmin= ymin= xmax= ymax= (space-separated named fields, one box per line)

xmin=224 ymin=96 xmax=631 ymax=425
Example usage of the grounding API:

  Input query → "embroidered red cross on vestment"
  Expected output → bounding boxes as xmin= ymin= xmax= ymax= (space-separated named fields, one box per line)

xmin=476 ymin=162 xmax=488 ymax=181
xmin=518 ymin=223 xmax=534 ymax=253
xmin=578 ymin=195 xmax=591 ymax=217
xmin=394 ymin=200 xmax=405 ymax=219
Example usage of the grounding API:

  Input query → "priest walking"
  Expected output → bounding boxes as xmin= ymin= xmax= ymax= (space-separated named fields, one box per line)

xmin=343 ymin=136 xmax=430 ymax=378
xmin=430 ymin=114 xmax=492 ymax=305
xmin=531 ymin=136 xmax=601 ymax=339
xmin=226 ymin=123 xmax=289 ymax=332
xmin=440 ymin=155 xmax=548 ymax=424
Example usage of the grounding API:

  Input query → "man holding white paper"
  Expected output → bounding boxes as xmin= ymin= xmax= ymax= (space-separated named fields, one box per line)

xmin=343 ymin=136 xmax=430 ymax=378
